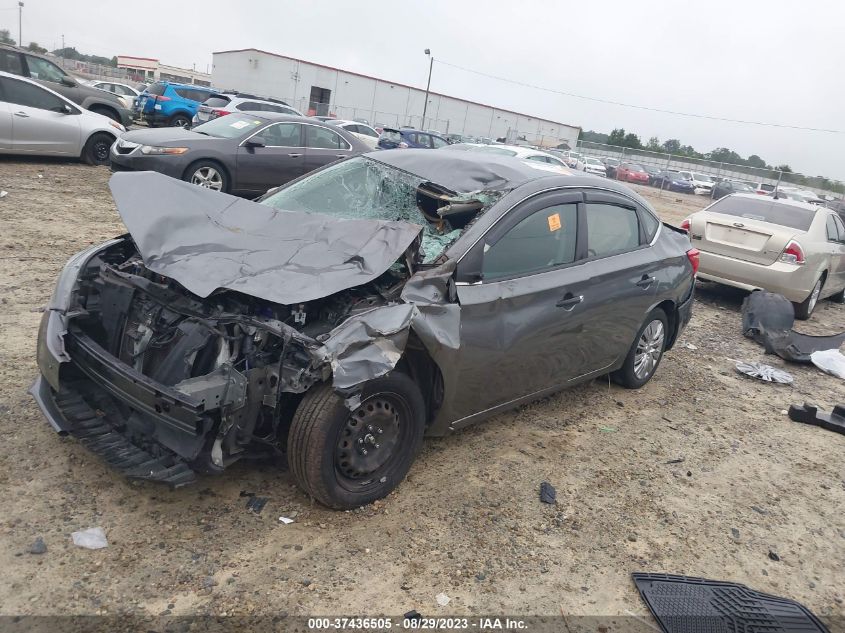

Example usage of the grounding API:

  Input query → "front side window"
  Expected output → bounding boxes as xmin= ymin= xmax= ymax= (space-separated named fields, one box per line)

xmin=259 ymin=122 xmax=301 ymax=147
xmin=483 ymin=204 xmax=578 ymax=280
xmin=431 ymin=135 xmax=448 ymax=148
xmin=305 ymin=125 xmax=349 ymax=149
xmin=1 ymin=77 xmax=66 ymax=111
xmin=412 ymin=133 xmax=432 ymax=148
xmin=25 ymin=55 xmax=68 ymax=83
xmin=586 ymin=203 xmax=641 ymax=258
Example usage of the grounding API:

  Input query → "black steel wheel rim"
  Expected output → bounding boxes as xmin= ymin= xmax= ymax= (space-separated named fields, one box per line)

xmin=93 ymin=140 xmax=110 ymax=162
xmin=334 ymin=392 xmax=408 ymax=490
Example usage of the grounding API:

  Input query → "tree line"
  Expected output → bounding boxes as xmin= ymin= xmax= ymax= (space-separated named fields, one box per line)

xmin=0 ymin=30 xmax=117 ymax=66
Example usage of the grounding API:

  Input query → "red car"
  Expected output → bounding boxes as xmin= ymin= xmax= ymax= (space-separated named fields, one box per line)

xmin=616 ymin=162 xmax=650 ymax=184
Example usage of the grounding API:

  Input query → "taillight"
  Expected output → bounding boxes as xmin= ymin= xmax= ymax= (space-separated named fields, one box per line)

xmin=780 ymin=240 xmax=805 ymax=265
xmin=686 ymin=248 xmax=700 ymax=275
xmin=212 ymin=109 xmax=229 ymax=118
xmin=680 ymin=218 xmax=691 ymax=232
xmin=154 ymin=95 xmax=171 ymax=102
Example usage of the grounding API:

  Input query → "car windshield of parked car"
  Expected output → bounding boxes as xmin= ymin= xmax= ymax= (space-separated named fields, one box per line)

xmin=191 ymin=114 xmax=265 ymax=138
xmin=585 ymin=158 xmax=602 ymax=165
xmin=260 ymin=156 xmax=489 ymax=263
xmin=694 ymin=173 xmax=713 ymax=182
xmin=709 ymin=196 xmax=815 ymax=231
xmin=630 ymin=164 xmax=646 ymax=172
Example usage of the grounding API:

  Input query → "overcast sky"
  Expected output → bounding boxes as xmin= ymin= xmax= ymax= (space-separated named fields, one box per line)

xmin=10 ymin=0 xmax=844 ymax=179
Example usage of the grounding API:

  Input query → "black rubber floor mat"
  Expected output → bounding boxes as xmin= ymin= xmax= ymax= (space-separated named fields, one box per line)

xmin=632 ymin=573 xmax=829 ymax=633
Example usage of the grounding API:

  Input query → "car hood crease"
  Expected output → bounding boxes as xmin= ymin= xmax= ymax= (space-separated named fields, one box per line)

xmin=108 ymin=172 xmax=423 ymax=305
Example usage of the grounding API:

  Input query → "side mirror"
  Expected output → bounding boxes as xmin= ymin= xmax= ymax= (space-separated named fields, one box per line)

xmin=244 ymin=136 xmax=265 ymax=148
xmin=61 ymin=76 xmax=76 ymax=87
xmin=61 ymin=104 xmax=73 ymax=114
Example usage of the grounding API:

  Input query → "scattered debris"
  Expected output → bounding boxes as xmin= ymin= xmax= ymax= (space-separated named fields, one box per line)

xmin=684 ymin=343 xmax=698 ymax=350
xmin=735 ymin=361 xmax=793 ymax=384
xmin=404 ymin=610 xmax=422 ymax=621
xmin=599 ymin=426 xmax=618 ymax=433
xmin=279 ymin=516 xmax=295 ymax=525
xmin=768 ymin=549 xmax=781 ymax=562
xmin=239 ymin=490 xmax=255 ymax=497
xmin=731 ymin=528 xmax=740 ymax=540
xmin=665 ymin=457 xmax=684 ymax=464
xmin=28 ymin=537 xmax=47 ymax=555
xmin=435 ymin=592 xmax=451 ymax=606
xmin=631 ymin=573 xmax=826 ymax=633
xmin=742 ymin=291 xmax=845 ymax=363
xmin=810 ymin=349 xmax=845 ymax=380
xmin=788 ymin=403 xmax=845 ymax=436
xmin=245 ymin=496 xmax=268 ymax=514
xmin=71 ymin=527 xmax=108 ymax=550
xmin=539 ymin=481 xmax=556 ymax=504
xmin=0 ymin=191 xmax=7 ymax=198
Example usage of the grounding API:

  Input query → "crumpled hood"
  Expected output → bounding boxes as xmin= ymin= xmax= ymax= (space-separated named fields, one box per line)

xmin=108 ymin=172 xmax=423 ymax=305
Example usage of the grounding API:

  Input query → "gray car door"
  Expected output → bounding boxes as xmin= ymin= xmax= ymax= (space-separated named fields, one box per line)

xmin=235 ymin=122 xmax=305 ymax=193
xmin=451 ymin=190 xmax=593 ymax=422
xmin=303 ymin=124 xmax=354 ymax=172
xmin=1 ymin=77 xmax=80 ymax=155
xmin=0 ymin=85 xmax=11 ymax=149
xmin=579 ymin=191 xmax=662 ymax=369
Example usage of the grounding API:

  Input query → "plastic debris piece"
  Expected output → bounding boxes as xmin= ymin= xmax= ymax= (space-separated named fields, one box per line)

xmin=245 ymin=496 xmax=268 ymax=514
xmin=404 ymin=610 xmax=422 ymax=621
xmin=810 ymin=349 xmax=845 ymax=380
xmin=278 ymin=516 xmax=295 ymax=525
xmin=599 ymin=426 xmax=618 ymax=432
xmin=71 ymin=527 xmax=108 ymax=549
xmin=685 ymin=343 xmax=698 ymax=350
xmin=539 ymin=481 xmax=556 ymax=504
xmin=0 ymin=191 xmax=7 ymax=198
xmin=788 ymin=402 xmax=845 ymax=436
xmin=735 ymin=361 xmax=793 ymax=384
xmin=29 ymin=537 xmax=47 ymax=554
xmin=665 ymin=457 xmax=684 ymax=464
xmin=435 ymin=592 xmax=451 ymax=606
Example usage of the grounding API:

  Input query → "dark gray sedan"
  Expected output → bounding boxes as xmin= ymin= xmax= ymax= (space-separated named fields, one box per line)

xmin=32 ymin=151 xmax=696 ymax=509
xmin=110 ymin=113 xmax=370 ymax=195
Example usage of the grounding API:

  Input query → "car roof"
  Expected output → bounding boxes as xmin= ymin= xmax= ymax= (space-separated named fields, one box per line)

xmin=365 ymin=148 xmax=652 ymax=199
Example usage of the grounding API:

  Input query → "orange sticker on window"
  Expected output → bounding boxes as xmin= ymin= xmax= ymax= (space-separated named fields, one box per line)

xmin=547 ymin=213 xmax=562 ymax=232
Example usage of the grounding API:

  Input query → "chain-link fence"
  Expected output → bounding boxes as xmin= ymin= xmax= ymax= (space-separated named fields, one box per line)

xmin=576 ymin=140 xmax=845 ymax=198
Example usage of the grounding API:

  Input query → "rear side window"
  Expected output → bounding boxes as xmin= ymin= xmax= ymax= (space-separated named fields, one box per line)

xmin=265 ymin=104 xmax=299 ymax=115
xmin=147 ymin=82 xmax=166 ymax=96
xmin=203 ymin=96 xmax=231 ymax=108
xmin=237 ymin=101 xmax=266 ymax=111
xmin=826 ymin=215 xmax=840 ymax=241
xmin=586 ymin=203 xmax=641 ymax=257
xmin=708 ymin=196 xmax=815 ymax=231
xmin=0 ymin=50 xmax=23 ymax=75
xmin=641 ymin=210 xmax=660 ymax=242
xmin=431 ymin=135 xmax=448 ymax=148
xmin=305 ymin=125 xmax=349 ymax=149
xmin=483 ymin=204 xmax=578 ymax=280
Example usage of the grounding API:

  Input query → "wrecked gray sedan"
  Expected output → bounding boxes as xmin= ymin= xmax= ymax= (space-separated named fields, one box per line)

xmin=31 ymin=150 xmax=696 ymax=508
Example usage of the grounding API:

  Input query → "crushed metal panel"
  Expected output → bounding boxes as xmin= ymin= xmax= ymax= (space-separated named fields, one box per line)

xmin=173 ymin=365 xmax=248 ymax=411
xmin=741 ymin=291 xmax=845 ymax=363
xmin=108 ymin=171 xmax=423 ymax=305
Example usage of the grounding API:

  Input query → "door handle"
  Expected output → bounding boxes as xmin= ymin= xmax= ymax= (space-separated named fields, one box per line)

xmin=556 ymin=294 xmax=583 ymax=310
xmin=636 ymin=275 xmax=656 ymax=288
xmin=14 ymin=111 xmax=29 ymax=118
xmin=287 ymin=153 xmax=302 ymax=158
xmin=335 ymin=153 xmax=348 ymax=158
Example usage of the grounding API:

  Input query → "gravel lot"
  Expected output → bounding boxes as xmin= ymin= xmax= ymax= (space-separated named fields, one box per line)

xmin=1 ymin=158 xmax=843 ymax=621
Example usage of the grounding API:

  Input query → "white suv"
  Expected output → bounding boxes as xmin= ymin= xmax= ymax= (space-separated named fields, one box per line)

xmin=193 ymin=93 xmax=303 ymax=126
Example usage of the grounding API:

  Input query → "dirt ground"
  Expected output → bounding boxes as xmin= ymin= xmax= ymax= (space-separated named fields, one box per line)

xmin=1 ymin=158 xmax=843 ymax=622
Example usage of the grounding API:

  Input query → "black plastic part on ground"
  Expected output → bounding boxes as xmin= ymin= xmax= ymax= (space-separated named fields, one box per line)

xmin=788 ymin=403 xmax=845 ymax=436
xmin=631 ymin=573 xmax=829 ymax=633
xmin=741 ymin=291 xmax=845 ymax=363
xmin=539 ymin=481 xmax=556 ymax=504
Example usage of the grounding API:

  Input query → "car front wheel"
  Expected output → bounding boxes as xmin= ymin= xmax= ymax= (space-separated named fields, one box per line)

xmin=288 ymin=373 xmax=426 ymax=509
xmin=81 ymin=133 xmax=114 ymax=166
xmin=185 ymin=160 xmax=228 ymax=192
xmin=612 ymin=309 xmax=668 ymax=388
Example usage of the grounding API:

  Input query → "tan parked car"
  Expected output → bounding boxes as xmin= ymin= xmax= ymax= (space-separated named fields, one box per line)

xmin=684 ymin=193 xmax=845 ymax=319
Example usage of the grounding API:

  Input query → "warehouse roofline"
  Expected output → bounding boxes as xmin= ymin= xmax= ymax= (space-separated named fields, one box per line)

xmin=212 ymin=48 xmax=581 ymax=132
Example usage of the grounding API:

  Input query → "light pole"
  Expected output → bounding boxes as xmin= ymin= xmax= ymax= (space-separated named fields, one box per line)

xmin=18 ymin=2 xmax=23 ymax=47
xmin=421 ymin=49 xmax=433 ymax=130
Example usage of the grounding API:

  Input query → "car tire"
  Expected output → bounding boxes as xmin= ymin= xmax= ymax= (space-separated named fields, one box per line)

xmin=81 ymin=133 xmax=114 ymax=166
xmin=611 ymin=309 xmax=669 ymax=389
xmin=793 ymin=276 xmax=824 ymax=320
xmin=89 ymin=105 xmax=120 ymax=123
xmin=169 ymin=114 xmax=191 ymax=128
xmin=184 ymin=160 xmax=228 ymax=193
xmin=829 ymin=284 xmax=845 ymax=304
xmin=288 ymin=373 xmax=426 ymax=509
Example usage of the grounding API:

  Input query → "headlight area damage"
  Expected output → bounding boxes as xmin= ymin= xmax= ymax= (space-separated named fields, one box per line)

xmin=31 ymin=172 xmax=468 ymax=491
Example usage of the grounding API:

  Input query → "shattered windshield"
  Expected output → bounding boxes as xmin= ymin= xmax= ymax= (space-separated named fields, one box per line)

xmin=260 ymin=156 xmax=488 ymax=263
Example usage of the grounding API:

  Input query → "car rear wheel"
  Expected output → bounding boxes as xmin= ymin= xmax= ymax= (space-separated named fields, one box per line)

xmin=169 ymin=114 xmax=191 ymax=128
xmin=793 ymin=277 xmax=823 ymax=320
xmin=612 ymin=309 xmax=668 ymax=389
xmin=287 ymin=373 xmax=426 ymax=509
xmin=185 ymin=160 xmax=228 ymax=192
xmin=81 ymin=133 xmax=114 ymax=166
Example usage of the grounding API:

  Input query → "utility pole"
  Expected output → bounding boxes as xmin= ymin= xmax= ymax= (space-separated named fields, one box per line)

xmin=61 ymin=34 xmax=65 ymax=64
xmin=422 ymin=49 xmax=433 ymax=131
xmin=18 ymin=2 xmax=23 ymax=47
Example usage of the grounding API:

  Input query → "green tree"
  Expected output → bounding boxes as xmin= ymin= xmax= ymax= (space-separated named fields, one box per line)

xmin=27 ymin=42 xmax=47 ymax=54
xmin=0 ymin=29 xmax=14 ymax=45
xmin=707 ymin=147 xmax=744 ymax=165
xmin=776 ymin=164 xmax=793 ymax=173
xmin=622 ymin=132 xmax=643 ymax=149
xmin=646 ymin=136 xmax=662 ymax=151
xmin=662 ymin=139 xmax=681 ymax=154
xmin=607 ymin=128 xmax=626 ymax=146
xmin=746 ymin=154 xmax=767 ymax=169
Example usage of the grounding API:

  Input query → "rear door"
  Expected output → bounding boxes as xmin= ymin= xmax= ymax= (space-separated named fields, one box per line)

xmin=689 ymin=196 xmax=816 ymax=265
xmin=303 ymin=124 xmax=354 ymax=172
xmin=235 ymin=122 xmax=305 ymax=193
xmin=452 ymin=190 xmax=591 ymax=421
xmin=1 ymin=76 xmax=80 ymax=154
xmin=0 ymin=80 xmax=11 ymax=149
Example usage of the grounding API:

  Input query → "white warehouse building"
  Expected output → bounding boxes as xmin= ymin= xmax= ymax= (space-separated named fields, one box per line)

xmin=211 ymin=49 xmax=580 ymax=149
